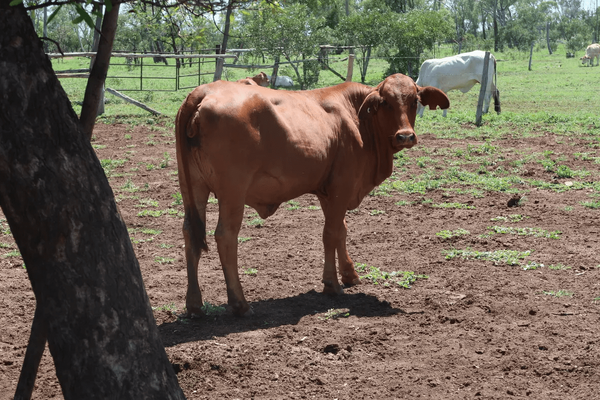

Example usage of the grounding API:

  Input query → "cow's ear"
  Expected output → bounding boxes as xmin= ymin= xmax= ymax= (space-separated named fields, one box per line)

xmin=358 ymin=91 xmax=383 ymax=120
xmin=418 ymin=85 xmax=450 ymax=111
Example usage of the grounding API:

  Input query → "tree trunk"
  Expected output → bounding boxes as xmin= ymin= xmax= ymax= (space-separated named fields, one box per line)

xmin=213 ymin=0 xmax=233 ymax=81
xmin=493 ymin=0 xmax=498 ymax=52
xmin=0 ymin=2 xmax=186 ymax=399
xmin=80 ymin=1 xmax=120 ymax=140
xmin=528 ymin=41 xmax=534 ymax=71
xmin=546 ymin=22 xmax=552 ymax=55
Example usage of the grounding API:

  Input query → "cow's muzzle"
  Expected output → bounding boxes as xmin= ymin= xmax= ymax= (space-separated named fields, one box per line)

xmin=394 ymin=132 xmax=417 ymax=148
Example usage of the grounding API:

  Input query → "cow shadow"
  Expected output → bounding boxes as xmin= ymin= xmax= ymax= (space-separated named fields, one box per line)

xmin=158 ymin=289 xmax=404 ymax=347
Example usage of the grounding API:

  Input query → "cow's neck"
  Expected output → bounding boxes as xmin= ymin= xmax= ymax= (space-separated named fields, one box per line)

xmin=345 ymin=84 xmax=394 ymax=187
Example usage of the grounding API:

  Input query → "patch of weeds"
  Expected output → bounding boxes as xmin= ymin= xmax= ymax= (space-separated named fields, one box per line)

xmin=152 ymin=302 xmax=177 ymax=312
xmin=158 ymin=243 xmax=174 ymax=249
xmin=547 ymin=263 xmax=571 ymax=270
xmin=287 ymin=200 xmax=301 ymax=210
xmin=172 ymin=192 xmax=183 ymax=206
xmin=160 ymin=152 xmax=171 ymax=168
xmin=124 ymin=134 xmax=132 ymax=140
xmin=146 ymin=140 xmax=156 ymax=146
xmin=244 ymin=267 xmax=258 ymax=276
xmin=490 ymin=214 xmax=528 ymax=222
xmin=542 ymin=289 xmax=573 ymax=298
xmin=307 ymin=205 xmax=321 ymax=210
xmin=137 ymin=209 xmax=164 ymax=217
xmin=247 ymin=217 xmax=264 ymax=227
xmin=141 ymin=228 xmax=162 ymax=235
xmin=202 ymin=301 xmax=226 ymax=316
xmin=436 ymin=228 xmax=470 ymax=240
xmin=154 ymin=256 xmax=175 ymax=264
xmin=100 ymin=159 xmax=126 ymax=177
xmin=318 ymin=308 xmax=350 ymax=320
xmin=0 ymin=219 xmax=11 ymax=236
xmin=355 ymin=263 xmax=428 ymax=288
xmin=431 ymin=202 xmax=475 ymax=209
xmin=395 ymin=200 xmax=413 ymax=206
xmin=483 ymin=226 xmax=562 ymax=239
xmin=120 ymin=179 xmax=140 ymax=192
xmin=238 ymin=237 xmax=252 ymax=243
xmin=207 ymin=230 xmax=215 ymax=236
xmin=2 ymin=250 xmax=21 ymax=258
xmin=369 ymin=209 xmax=385 ymax=216
xmin=208 ymin=196 xmax=218 ymax=204
xmin=522 ymin=261 xmax=544 ymax=270
xmin=0 ymin=242 xmax=12 ymax=249
xmin=443 ymin=248 xmax=532 ymax=266
xmin=145 ymin=163 xmax=157 ymax=171
xmin=134 ymin=198 xmax=159 ymax=208
xmin=165 ymin=208 xmax=185 ymax=217
xmin=92 ymin=144 xmax=107 ymax=149
xmin=581 ymin=199 xmax=600 ymax=209
xmin=564 ymin=206 xmax=574 ymax=212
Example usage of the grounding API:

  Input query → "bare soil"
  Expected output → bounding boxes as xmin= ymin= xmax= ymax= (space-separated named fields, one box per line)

xmin=1 ymin=121 xmax=599 ymax=399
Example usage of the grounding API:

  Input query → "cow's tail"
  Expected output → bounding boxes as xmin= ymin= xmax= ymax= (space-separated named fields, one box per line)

xmin=493 ymin=57 xmax=501 ymax=114
xmin=175 ymin=90 xmax=209 ymax=255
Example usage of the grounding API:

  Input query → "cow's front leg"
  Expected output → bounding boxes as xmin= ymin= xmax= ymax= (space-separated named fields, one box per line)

xmin=319 ymin=202 xmax=346 ymax=295
xmin=215 ymin=201 xmax=250 ymax=316
xmin=337 ymin=217 xmax=361 ymax=287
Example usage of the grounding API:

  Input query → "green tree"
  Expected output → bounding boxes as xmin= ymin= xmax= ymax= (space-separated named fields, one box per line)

xmin=336 ymin=9 xmax=389 ymax=82
xmin=384 ymin=9 xmax=453 ymax=79
xmin=243 ymin=3 xmax=332 ymax=89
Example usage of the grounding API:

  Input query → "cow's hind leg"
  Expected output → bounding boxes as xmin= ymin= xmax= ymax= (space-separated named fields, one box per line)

xmin=214 ymin=199 xmax=250 ymax=316
xmin=182 ymin=184 xmax=210 ymax=317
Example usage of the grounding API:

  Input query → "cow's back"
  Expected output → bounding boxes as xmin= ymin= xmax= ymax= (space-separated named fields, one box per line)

xmin=178 ymin=81 xmax=360 ymax=208
xmin=417 ymin=51 xmax=495 ymax=94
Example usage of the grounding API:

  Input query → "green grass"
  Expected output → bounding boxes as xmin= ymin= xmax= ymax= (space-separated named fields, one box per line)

xmin=436 ymin=228 xmax=470 ymax=240
xmin=542 ymin=289 xmax=573 ymax=298
xmin=318 ymin=308 xmax=350 ymax=320
xmin=482 ymin=226 xmax=562 ymax=239
xmin=443 ymin=248 xmax=532 ymax=266
xmin=355 ymin=263 xmax=428 ymax=288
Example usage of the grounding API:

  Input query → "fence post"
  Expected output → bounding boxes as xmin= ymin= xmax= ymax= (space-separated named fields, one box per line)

xmin=475 ymin=51 xmax=491 ymax=127
xmin=213 ymin=45 xmax=223 ymax=82
xmin=346 ymin=54 xmax=354 ymax=82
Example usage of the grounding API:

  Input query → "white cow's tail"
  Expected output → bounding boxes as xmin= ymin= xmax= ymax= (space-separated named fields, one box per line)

xmin=493 ymin=57 xmax=501 ymax=114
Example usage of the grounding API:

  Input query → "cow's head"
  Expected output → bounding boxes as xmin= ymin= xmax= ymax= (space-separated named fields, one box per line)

xmin=581 ymin=55 xmax=591 ymax=65
xmin=250 ymin=72 xmax=269 ymax=87
xmin=358 ymin=74 xmax=449 ymax=152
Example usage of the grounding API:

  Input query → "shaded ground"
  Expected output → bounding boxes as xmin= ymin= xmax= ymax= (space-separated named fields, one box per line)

xmin=1 ymin=121 xmax=599 ymax=399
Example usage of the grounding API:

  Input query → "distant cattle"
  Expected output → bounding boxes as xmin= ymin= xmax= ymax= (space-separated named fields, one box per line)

xmin=236 ymin=71 xmax=269 ymax=86
xmin=175 ymin=74 xmax=449 ymax=316
xmin=580 ymin=44 xmax=600 ymax=66
xmin=416 ymin=50 xmax=500 ymax=117
xmin=267 ymin=75 xmax=294 ymax=87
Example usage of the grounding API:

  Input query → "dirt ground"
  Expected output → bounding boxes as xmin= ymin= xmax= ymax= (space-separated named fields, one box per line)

xmin=1 ymin=120 xmax=599 ymax=399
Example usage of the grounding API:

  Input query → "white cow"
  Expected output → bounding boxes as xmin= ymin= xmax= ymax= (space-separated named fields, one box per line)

xmin=580 ymin=43 xmax=600 ymax=66
xmin=267 ymin=75 xmax=294 ymax=87
xmin=416 ymin=50 xmax=499 ymax=117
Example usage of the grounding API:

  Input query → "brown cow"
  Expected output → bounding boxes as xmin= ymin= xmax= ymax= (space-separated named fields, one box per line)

xmin=176 ymin=74 xmax=449 ymax=316
xmin=236 ymin=71 xmax=269 ymax=86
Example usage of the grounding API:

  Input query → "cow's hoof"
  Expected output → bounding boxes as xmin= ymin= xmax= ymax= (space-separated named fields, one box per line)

xmin=322 ymin=280 xmax=344 ymax=295
xmin=184 ymin=308 xmax=205 ymax=319
xmin=230 ymin=302 xmax=253 ymax=317
xmin=342 ymin=274 xmax=361 ymax=286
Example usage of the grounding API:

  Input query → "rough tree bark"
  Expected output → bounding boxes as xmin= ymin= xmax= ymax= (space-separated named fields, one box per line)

xmin=0 ymin=2 xmax=186 ymax=398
